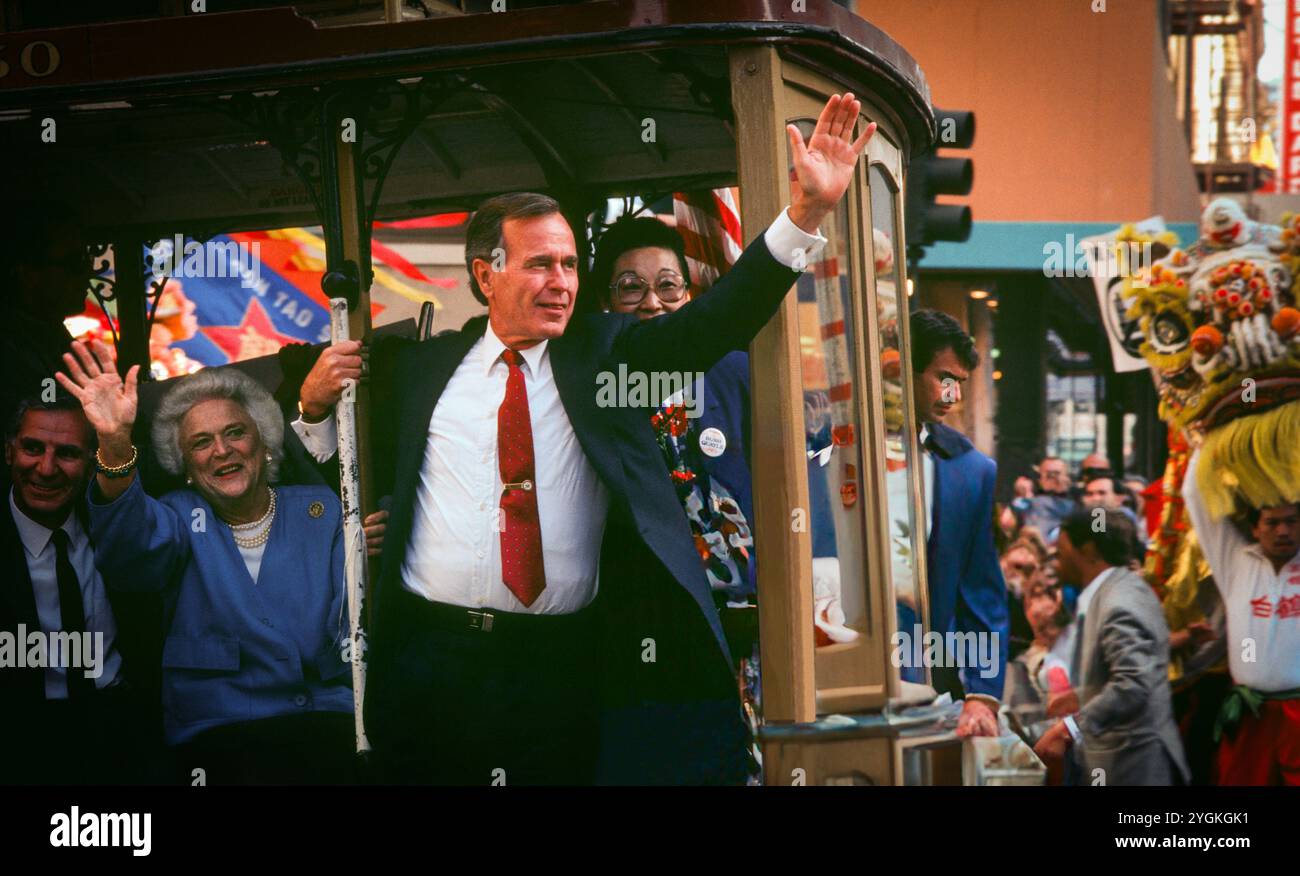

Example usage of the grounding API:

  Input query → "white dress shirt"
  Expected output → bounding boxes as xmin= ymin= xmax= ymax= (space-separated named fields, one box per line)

xmin=9 ymin=489 xmax=123 ymax=698
xmin=294 ymin=208 xmax=824 ymax=614
xmin=235 ymin=541 xmax=268 ymax=584
xmin=918 ymin=424 xmax=935 ymax=533
xmin=1183 ymin=449 xmax=1300 ymax=692
xmin=405 ymin=324 xmax=611 ymax=612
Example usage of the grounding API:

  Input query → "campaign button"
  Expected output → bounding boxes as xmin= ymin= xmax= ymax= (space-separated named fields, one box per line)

xmin=699 ymin=427 xmax=727 ymax=457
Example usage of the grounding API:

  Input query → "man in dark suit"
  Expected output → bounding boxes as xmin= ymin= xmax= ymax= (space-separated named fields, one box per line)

xmin=295 ymin=94 xmax=875 ymax=784
xmin=1 ymin=396 xmax=163 ymax=783
xmin=908 ymin=309 xmax=1008 ymax=737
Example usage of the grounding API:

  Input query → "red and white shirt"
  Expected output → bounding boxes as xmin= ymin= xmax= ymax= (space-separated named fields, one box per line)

xmin=1183 ymin=449 xmax=1300 ymax=692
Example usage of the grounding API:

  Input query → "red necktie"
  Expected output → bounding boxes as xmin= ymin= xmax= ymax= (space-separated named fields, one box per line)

xmin=498 ymin=349 xmax=546 ymax=606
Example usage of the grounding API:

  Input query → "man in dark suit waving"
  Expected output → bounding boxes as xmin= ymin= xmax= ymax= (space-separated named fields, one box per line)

xmin=295 ymin=95 xmax=875 ymax=784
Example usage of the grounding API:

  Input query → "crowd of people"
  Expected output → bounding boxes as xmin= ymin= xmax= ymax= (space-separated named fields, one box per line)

xmin=997 ymin=447 xmax=1300 ymax=785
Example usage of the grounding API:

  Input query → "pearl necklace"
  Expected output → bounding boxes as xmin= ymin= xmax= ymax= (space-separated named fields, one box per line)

xmin=226 ymin=488 xmax=277 ymax=549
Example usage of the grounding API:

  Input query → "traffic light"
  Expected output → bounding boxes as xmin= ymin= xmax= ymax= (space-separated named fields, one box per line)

xmin=905 ymin=108 xmax=975 ymax=260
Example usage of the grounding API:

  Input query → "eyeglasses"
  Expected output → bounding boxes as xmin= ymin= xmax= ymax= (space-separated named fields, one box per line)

xmin=610 ymin=271 xmax=687 ymax=306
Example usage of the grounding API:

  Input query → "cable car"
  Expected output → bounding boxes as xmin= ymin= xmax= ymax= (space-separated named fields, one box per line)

xmin=0 ymin=0 xmax=979 ymax=786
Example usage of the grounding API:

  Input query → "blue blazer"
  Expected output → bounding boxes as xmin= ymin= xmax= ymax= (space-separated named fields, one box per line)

xmin=693 ymin=350 xmax=755 ymax=599
xmin=925 ymin=421 xmax=1009 ymax=699
xmin=88 ymin=477 xmax=353 ymax=745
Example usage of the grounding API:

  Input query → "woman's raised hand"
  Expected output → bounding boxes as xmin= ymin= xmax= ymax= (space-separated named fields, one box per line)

xmin=56 ymin=339 xmax=140 ymax=444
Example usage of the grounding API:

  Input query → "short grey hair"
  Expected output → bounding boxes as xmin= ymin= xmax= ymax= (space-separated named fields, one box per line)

xmin=464 ymin=192 xmax=563 ymax=305
xmin=152 ymin=367 xmax=284 ymax=483
xmin=7 ymin=394 xmax=94 ymax=448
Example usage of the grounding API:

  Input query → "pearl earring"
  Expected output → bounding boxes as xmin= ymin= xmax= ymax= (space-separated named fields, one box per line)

xmin=265 ymin=452 xmax=272 ymax=463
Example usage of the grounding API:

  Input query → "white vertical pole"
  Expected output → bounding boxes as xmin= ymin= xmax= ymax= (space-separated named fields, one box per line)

xmin=331 ymin=297 xmax=371 ymax=754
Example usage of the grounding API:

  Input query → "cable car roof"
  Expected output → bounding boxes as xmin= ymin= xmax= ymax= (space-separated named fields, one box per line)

xmin=0 ymin=1 xmax=933 ymax=236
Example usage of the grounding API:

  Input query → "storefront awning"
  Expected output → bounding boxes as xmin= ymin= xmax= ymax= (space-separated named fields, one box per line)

xmin=918 ymin=221 xmax=1199 ymax=272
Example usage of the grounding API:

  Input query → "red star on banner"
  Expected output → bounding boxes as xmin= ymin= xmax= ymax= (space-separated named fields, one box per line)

xmin=200 ymin=298 xmax=300 ymax=363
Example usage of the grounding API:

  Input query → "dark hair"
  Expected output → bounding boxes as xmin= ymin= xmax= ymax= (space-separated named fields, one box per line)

xmin=590 ymin=216 xmax=690 ymax=305
xmin=1059 ymin=507 xmax=1136 ymax=567
xmin=1084 ymin=475 xmax=1120 ymax=494
xmin=463 ymin=192 xmax=563 ymax=305
xmin=1245 ymin=502 xmax=1300 ymax=529
xmin=6 ymin=395 xmax=95 ymax=449
xmin=909 ymin=308 xmax=979 ymax=372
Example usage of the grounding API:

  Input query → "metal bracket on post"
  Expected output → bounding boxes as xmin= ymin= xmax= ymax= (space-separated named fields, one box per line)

xmin=109 ymin=237 xmax=150 ymax=380
xmin=322 ymin=260 xmax=362 ymax=312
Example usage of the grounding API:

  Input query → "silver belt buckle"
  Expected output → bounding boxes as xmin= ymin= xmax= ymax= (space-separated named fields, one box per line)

xmin=467 ymin=610 xmax=495 ymax=633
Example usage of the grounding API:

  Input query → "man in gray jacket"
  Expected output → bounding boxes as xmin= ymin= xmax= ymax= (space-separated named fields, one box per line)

xmin=1033 ymin=508 xmax=1190 ymax=785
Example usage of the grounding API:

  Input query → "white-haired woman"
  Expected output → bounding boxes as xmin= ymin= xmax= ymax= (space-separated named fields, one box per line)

xmin=57 ymin=339 xmax=369 ymax=784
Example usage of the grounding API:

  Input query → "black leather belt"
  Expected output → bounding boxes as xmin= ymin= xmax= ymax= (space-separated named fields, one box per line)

xmin=417 ymin=599 xmax=594 ymax=637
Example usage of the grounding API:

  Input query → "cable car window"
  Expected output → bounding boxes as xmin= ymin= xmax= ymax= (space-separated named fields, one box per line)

xmin=870 ymin=163 xmax=928 ymax=690
xmin=788 ymin=120 xmax=871 ymax=679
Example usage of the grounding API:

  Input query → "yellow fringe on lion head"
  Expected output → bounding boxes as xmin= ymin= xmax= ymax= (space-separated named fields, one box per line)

xmin=1195 ymin=401 xmax=1300 ymax=519
xmin=1156 ymin=526 xmax=1218 ymax=685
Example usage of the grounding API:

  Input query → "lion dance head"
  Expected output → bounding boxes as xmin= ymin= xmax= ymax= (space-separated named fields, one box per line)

xmin=1122 ymin=198 xmax=1300 ymax=522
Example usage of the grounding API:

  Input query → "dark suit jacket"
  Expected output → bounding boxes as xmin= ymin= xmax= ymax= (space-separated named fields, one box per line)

xmin=0 ymin=493 xmax=165 ymax=782
xmin=363 ymin=234 xmax=801 ymax=784
xmin=924 ymin=421 xmax=1009 ymax=699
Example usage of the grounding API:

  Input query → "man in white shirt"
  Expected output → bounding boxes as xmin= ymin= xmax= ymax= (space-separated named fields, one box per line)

xmin=1033 ymin=508 xmax=1189 ymax=785
xmin=1 ymin=396 xmax=155 ymax=784
xmin=1182 ymin=448 xmax=1300 ymax=785
xmin=293 ymin=94 xmax=875 ymax=784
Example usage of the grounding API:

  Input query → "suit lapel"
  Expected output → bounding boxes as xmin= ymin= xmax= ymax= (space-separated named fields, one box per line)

xmin=549 ymin=330 xmax=627 ymax=497
xmin=1 ymin=499 xmax=49 ymax=701
xmin=1 ymin=500 xmax=42 ymax=632
xmin=925 ymin=442 xmax=950 ymax=633
xmin=1076 ymin=571 xmax=1116 ymax=692
xmin=377 ymin=318 xmax=489 ymax=614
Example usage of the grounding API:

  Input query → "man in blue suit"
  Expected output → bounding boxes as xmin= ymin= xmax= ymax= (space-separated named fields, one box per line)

xmin=909 ymin=309 xmax=1008 ymax=737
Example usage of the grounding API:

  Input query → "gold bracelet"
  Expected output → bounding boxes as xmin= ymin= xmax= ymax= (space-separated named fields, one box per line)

xmin=95 ymin=444 xmax=139 ymax=479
